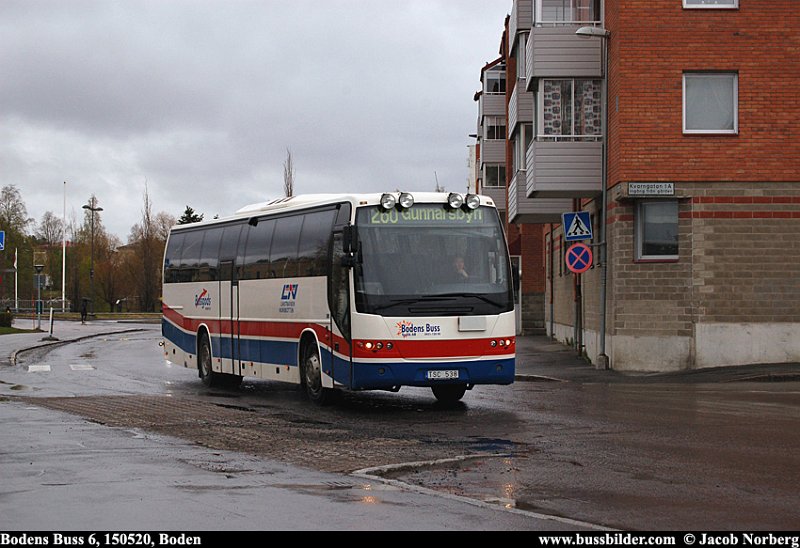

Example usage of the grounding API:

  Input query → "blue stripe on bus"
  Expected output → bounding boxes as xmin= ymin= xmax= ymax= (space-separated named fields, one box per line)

xmin=349 ymin=357 xmax=515 ymax=390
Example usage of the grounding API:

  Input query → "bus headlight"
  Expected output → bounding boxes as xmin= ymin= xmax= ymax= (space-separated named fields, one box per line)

xmin=398 ymin=192 xmax=415 ymax=209
xmin=464 ymin=194 xmax=481 ymax=210
xmin=447 ymin=193 xmax=464 ymax=209
xmin=380 ymin=193 xmax=397 ymax=210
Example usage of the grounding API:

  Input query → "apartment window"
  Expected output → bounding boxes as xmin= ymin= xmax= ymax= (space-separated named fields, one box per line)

xmin=537 ymin=0 xmax=601 ymax=25
xmin=515 ymin=34 xmax=527 ymax=80
xmin=485 ymin=116 xmax=506 ymax=140
xmin=683 ymin=73 xmax=738 ymax=134
xmin=485 ymin=71 xmax=506 ymax=94
xmin=683 ymin=0 xmax=738 ymax=8
xmin=484 ymin=164 xmax=506 ymax=188
xmin=513 ymin=124 xmax=533 ymax=171
xmin=539 ymin=79 xmax=602 ymax=140
xmin=636 ymin=201 xmax=679 ymax=260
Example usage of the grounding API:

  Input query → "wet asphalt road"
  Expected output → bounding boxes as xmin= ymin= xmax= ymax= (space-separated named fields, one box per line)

xmin=3 ymin=325 xmax=800 ymax=530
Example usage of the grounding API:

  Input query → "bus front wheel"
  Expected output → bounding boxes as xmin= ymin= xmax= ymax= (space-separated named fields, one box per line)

xmin=301 ymin=341 xmax=335 ymax=406
xmin=431 ymin=384 xmax=467 ymax=404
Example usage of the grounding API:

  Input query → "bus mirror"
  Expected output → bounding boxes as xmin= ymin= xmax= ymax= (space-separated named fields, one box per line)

xmin=343 ymin=225 xmax=357 ymax=254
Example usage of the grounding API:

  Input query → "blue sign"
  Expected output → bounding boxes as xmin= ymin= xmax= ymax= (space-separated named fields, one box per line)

xmin=566 ymin=243 xmax=593 ymax=274
xmin=0 ymin=230 xmax=4 ymax=251
xmin=562 ymin=212 xmax=593 ymax=242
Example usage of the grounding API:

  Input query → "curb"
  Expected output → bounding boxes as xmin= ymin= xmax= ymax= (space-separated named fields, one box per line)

xmin=9 ymin=328 xmax=150 ymax=367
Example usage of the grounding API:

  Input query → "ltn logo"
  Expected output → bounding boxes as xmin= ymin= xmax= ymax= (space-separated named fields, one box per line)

xmin=281 ymin=284 xmax=299 ymax=300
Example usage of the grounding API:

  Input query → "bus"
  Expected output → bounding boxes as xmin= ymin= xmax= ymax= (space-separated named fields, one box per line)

xmin=161 ymin=192 xmax=515 ymax=404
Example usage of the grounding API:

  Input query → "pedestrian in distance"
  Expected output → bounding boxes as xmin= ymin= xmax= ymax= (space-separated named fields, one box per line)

xmin=80 ymin=300 xmax=87 ymax=324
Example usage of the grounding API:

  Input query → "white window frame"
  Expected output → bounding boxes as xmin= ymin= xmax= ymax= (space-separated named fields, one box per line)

xmin=683 ymin=72 xmax=738 ymax=135
xmin=484 ymin=116 xmax=506 ymax=141
xmin=535 ymin=0 xmax=602 ymax=26
xmin=483 ymin=164 xmax=506 ymax=188
xmin=635 ymin=200 xmax=679 ymax=261
xmin=683 ymin=0 xmax=738 ymax=9
xmin=485 ymin=70 xmax=506 ymax=95
xmin=538 ymin=78 xmax=603 ymax=141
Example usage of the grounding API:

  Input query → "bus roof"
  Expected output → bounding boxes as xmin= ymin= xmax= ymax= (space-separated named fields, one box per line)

xmin=170 ymin=192 xmax=498 ymax=231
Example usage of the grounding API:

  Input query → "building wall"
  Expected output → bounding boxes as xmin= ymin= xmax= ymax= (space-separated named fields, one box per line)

xmin=535 ymin=1 xmax=800 ymax=371
xmin=607 ymin=1 xmax=800 ymax=186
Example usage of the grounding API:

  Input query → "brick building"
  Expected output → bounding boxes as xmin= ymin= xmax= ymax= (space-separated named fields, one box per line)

xmin=474 ymin=0 xmax=800 ymax=371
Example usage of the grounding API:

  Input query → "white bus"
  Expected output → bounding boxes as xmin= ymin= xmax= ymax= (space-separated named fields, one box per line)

xmin=161 ymin=192 xmax=515 ymax=404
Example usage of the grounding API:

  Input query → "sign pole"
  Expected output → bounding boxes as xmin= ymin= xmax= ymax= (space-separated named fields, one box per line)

xmin=14 ymin=248 xmax=18 ymax=312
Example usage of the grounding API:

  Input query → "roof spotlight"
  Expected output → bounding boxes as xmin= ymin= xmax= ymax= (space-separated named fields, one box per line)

xmin=464 ymin=194 xmax=481 ymax=210
xmin=380 ymin=193 xmax=397 ymax=210
xmin=398 ymin=192 xmax=415 ymax=209
xmin=447 ymin=193 xmax=464 ymax=209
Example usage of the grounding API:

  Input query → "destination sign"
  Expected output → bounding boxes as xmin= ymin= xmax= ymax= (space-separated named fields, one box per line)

xmin=364 ymin=206 xmax=487 ymax=226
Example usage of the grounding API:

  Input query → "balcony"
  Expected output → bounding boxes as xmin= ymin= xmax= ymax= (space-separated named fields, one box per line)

xmin=509 ymin=170 xmax=573 ymax=224
xmin=480 ymin=140 xmax=505 ymax=165
xmin=526 ymin=140 xmax=602 ymax=198
xmin=481 ymin=185 xmax=507 ymax=213
xmin=508 ymin=84 xmax=534 ymax=135
xmin=481 ymin=92 xmax=506 ymax=117
xmin=526 ymin=26 xmax=602 ymax=90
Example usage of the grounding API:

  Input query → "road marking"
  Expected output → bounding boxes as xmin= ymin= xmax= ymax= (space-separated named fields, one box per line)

xmin=70 ymin=364 xmax=95 ymax=371
xmin=27 ymin=365 xmax=51 ymax=372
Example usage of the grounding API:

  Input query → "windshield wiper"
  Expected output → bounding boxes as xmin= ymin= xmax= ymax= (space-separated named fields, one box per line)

xmin=432 ymin=293 xmax=506 ymax=308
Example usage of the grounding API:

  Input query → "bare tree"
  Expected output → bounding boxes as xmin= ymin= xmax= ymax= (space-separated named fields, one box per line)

xmin=127 ymin=186 xmax=172 ymax=312
xmin=283 ymin=148 xmax=295 ymax=197
xmin=36 ymin=211 xmax=64 ymax=247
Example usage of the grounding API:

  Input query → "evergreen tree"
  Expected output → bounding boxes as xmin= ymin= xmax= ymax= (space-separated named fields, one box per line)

xmin=177 ymin=206 xmax=204 ymax=225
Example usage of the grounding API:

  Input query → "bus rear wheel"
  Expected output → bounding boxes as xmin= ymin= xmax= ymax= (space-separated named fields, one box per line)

xmin=431 ymin=384 xmax=467 ymax=404
xmin=198 ymin=334 xmax=217 ymax=387
xmin=301 ymin=341 xmax=335 ymax=406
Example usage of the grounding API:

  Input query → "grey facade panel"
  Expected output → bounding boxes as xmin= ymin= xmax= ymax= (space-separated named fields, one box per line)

xmin=526 ymin=141 xmax=602 ymax=198
xmin=510 ymin=171 xmax=572 ymax=223
xmin=480 ymin=140 xmax=506 ymax=165
xmin=482 ymin=94 xmax=506 ymax=117
xmin=481 ymin=186 xmax=507 ymax=212
xmin=510 ymin=0 xmax=533 ymax=38
xmin=509 ymin=84 xmax=534 ymax=133
xmin=529 ymin=27 xmax=603 ymax=79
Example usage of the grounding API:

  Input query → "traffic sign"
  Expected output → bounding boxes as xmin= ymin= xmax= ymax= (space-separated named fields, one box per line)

xmin=0 ymin=230 xmax=4 ymax=251
xmin=566 ymin=243 xmax=593 ymax=274
xmin=562 ymin=212 xmax=592 ymax=242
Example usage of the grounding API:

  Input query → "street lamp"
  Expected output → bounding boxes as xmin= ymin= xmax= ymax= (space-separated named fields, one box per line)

xmin=576 ymin=25 xmax=610 ymax=370
xmin=33 ymin=262 xmax=44 ymax=331
xmin=82 ymin=197 xmax=103 ymax=319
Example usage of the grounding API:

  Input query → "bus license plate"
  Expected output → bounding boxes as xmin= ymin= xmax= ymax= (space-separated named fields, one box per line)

xmin=427 ymin=370 xmax=459 ymax=380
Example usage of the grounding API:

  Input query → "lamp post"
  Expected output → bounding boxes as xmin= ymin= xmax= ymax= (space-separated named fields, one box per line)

xmin=34 ymin=263 xmax=44 ymax=331
xmin=82 ymin=197 xmax=103 ymax=319
xmin=576 ymin=25 xmax=610 ymax=370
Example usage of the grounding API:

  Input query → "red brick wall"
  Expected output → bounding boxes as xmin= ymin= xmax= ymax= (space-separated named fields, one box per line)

xmin=607 ymin=1 xmax=800 ymax=188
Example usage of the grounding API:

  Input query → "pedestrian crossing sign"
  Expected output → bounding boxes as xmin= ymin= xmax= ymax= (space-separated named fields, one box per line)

xmin=562 ymin=212 xmax=593 ymax=242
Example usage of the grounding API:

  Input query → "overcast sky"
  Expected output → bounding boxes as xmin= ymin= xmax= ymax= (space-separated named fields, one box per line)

xmin=1 ymin=0 xmax=510 ymax=241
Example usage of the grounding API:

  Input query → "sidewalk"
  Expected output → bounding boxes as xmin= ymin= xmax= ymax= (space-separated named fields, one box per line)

xmin=514 ymin=333 xmax=800 ymax=384
xmin=0 ymin=318 xmax=157 ymax=367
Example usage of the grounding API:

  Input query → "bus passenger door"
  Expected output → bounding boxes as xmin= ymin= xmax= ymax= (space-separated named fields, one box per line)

xmin=219 ymin=260 xmax=241 ymax=375
xmin=328 ymin=232 xmax=353 ymax=388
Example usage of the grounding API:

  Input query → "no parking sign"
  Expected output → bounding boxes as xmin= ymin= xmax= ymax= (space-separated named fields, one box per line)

xmin=566 ymin=243 xmax=593 ymax=274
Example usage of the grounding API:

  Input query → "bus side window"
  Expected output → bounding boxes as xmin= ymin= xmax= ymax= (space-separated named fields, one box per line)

xmin=297 ymin=209 xmax=336 ymax=277
xmin=218 ymin=224 xmax=243 ymax=281
xmin=164 ymin=232 xmax=185 ymax=284
xmin=180 ymin=230 xmax=204 ymax=283
xmin=242 ymin=218 xmax=274 ymax=280
xmin=270 ymin=215 xmax=303 ymax=278
xmin=198 ymin=227 xmax=223 ymax=282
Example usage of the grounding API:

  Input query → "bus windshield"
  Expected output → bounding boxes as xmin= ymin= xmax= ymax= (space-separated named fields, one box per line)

xmin=354 ymin=205 xmax=514 ymax=317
